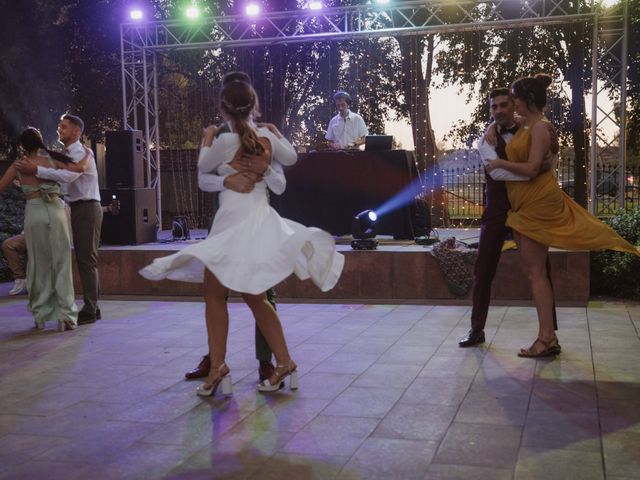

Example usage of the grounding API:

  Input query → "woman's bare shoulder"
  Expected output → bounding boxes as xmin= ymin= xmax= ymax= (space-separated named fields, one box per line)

xmin=531 ymin=120 xmax=552 ymax=137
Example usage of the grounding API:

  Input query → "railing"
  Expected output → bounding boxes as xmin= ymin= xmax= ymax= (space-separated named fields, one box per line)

xmin=442 ymin=160 xmax=640 ymax=224
xmin=159 ymin=148 xmax=640 ymax=229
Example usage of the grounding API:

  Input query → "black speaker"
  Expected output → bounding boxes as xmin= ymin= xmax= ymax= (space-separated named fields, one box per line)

xmin=105 ymin=130 xmax=144 ymax=188
xmin=100 ymin=188 xmax=157 ymax=245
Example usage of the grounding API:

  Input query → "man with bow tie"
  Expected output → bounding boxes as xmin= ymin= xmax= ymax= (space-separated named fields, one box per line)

xmin=15 ymin=114 xmax=102 ymax=325
xmin=459 ymin=88 xmax=556 ymax=348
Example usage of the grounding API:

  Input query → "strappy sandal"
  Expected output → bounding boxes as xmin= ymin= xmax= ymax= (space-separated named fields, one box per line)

xmin=518 ymin=336 xmax=561 ymax=358
xmin=197 ymin=362 xmax=232 ymax=397
xmin=257 ymin=361 xmax=298 ymax=392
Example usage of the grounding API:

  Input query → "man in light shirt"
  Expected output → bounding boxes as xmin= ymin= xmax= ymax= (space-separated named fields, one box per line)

xmin=325 ymin=91 xmax=369 ymax=149
xmin=16 ymin=114 xmax=102 ymax=325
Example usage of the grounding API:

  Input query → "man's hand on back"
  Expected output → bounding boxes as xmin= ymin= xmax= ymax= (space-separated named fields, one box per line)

xmin=14 ymin=157 xmax=38 ymax=175
xmin=223 ymin=172 xmax=257 ymax=194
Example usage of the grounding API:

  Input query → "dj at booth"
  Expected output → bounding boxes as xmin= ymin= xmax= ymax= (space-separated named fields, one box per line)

xmin=272 ymin=90 xmax=425 ymax=239
xmin=325 ymin=91 xmax=369 ymax=149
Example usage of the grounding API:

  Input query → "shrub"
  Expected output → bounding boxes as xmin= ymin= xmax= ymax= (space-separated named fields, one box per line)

xmin=0 ymin=184 xmax=25 ymax=282
xmin=591 ymin=207 xmax=640 ymax=299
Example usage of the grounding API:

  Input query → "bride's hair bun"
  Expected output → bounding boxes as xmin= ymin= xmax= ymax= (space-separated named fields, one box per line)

xmin=534 ymin=73 xmax=553 ymax=89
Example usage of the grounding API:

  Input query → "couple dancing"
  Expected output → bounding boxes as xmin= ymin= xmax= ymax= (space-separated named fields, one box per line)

xmin=0 ymin=122 xmax=92 ymax=331
xmin=140 ymin=76 xmax=344 ymax=395
xmin=461 ymin=73 xmax=640 ymax=357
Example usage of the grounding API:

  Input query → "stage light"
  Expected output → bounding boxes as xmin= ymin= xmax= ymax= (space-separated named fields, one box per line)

xmin=374 ymin=0 xmax=390 ymax=4
xmin=351 ymin=209 xmax=379 ymax=250
xmin=185 ymin=6 xmax=200 ymax=19
xmin=246 ymin=3 xmax=260 ymax=16
xmin=130 ymin=9 xmax=143 ymax=20
xmin=308 ymin=1 xmax=323 ymax=10
xmin=172 ymin=216 xmax=190 ymax=241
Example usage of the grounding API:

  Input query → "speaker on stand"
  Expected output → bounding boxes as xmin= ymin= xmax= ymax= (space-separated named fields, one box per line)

xmin=105 ymin=130 xmax=144 ymax=188
xmin=101 ymin=130 xmax=157 ymax=245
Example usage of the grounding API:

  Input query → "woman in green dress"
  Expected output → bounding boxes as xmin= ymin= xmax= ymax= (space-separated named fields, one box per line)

xmin=0 ymin=127 xmax=89 ymax=331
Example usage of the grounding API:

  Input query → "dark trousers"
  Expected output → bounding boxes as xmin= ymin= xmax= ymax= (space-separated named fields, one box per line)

xmin=470 ymin=175 xmax=557 ymax=331
xmin=70 ymin=201 xmax=103 ymax=314
xmin=471 ymin=175 xmax=511 ymax=331
xmin=255 ymin=290 xmax=276 ymax=362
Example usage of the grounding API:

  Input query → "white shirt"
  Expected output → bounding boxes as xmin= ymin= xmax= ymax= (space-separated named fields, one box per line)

xmin=198 ymin=163 xmax=287 ymax=195
xmin=477 ymin=128 xmax=528 ymax=182
xmin=198 ymin=124 xmax=296 ymax=195
xmin=35 ymin=140 xmax=101 ymax=202
xmin=325 ymin=110 xmax=368 ymax=148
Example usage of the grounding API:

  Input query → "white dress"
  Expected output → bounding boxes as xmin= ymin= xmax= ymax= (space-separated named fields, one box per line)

xmin=139 ymin=128 xmax=344 ymax=294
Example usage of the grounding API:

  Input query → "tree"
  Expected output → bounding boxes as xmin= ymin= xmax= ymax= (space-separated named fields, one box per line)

xmin=0 ymin=0 xmax=70 ymax=155
xmin=0 ymin=0 xmax=143 ymax=155
xmin=434 ymin=1 xmax=596 ymax=208
xmin=629 ymin=0 xmax=640 ymax=160
xmin=396 ymin=35 xmax=449 ymax=226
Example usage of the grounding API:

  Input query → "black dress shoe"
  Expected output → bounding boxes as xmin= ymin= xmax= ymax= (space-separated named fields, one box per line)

xmin=185 ymin=354 xmax=211 ymax=380
xmin=95 ymin=308 xmax=101 ymax=320
xmin=259 ymin=361 xmax=275 ymax=382
xmin=77 ymin=311 xmax=98 ymax=325
xmin=258 ymin=361 xmax=285 ymax=388
xmin=458 ymin=329 xmax=485 ymax=348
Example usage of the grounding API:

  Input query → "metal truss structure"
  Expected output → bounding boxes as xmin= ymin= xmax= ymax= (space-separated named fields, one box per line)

xmin=120 ymin=0 xmax=629 ymax=222
xmin=590 ymin=0 xmax=628 ymax=214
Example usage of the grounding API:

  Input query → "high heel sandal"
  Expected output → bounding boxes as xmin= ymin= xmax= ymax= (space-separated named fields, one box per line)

xmin=257 ymin=361 xmax=298 ymax=392
xmin=518 ymin=335 xmax=561 ymax=358
xmin=197 ymin=362 xmax=232 ymax=397
xmin=57 ymin=320 xmax=77 ymax=332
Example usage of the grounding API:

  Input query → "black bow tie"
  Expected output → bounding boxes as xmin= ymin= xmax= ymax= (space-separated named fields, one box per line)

xmin=499 ymin=125 xmax=518 ymax=135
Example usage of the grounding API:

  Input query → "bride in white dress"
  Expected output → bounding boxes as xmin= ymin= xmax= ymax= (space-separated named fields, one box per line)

xmin=140 ymin=79 xmax=344 ymax=396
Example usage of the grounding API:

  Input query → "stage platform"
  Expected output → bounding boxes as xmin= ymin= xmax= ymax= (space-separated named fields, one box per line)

xmin=78 ymin=229 xmax=590 ymax=306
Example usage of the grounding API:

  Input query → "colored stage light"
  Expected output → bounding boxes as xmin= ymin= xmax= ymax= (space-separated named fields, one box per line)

xmin=351 ymin=209 xmax=379 ymax=250
xmin=130 ymin=9 xmax=143 ymax=20
xmin=246 ymin=3 xmax=260 ymax=16
xmin=308 ymin=1 xmax=323 ymax=10
xmin=185 ymin=6 xmax=200 ymax=19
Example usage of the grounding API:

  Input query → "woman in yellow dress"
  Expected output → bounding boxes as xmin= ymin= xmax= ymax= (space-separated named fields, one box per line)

xmin=486 ymin=73 xmax=640 ymax=358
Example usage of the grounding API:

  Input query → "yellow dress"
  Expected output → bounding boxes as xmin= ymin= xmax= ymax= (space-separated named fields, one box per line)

xmin=505 ymin=120 xmax=639 ymax=255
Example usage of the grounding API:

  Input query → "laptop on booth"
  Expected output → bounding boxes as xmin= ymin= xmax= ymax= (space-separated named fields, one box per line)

xmin=364 ymin=135 xmax=394 ymax=151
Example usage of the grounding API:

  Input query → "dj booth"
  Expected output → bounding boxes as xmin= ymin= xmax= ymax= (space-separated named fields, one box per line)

xmin=272 ymin=149 xmax=422 ymax=238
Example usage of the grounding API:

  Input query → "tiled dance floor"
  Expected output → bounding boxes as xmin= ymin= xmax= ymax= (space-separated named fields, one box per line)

xmin=0 ymin=289 xmax=639 ymax=479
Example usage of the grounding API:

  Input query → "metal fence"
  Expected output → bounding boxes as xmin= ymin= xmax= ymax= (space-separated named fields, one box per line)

xmin=441 ymin=160 xmax=640 ymax=225
xmin=159 ymin=147 xmax=640 ymax=229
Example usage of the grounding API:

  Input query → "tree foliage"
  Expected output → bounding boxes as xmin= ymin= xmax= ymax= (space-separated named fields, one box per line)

xmin=0 ymin=0 xmax=131 ymax=155
xmin=591 ymin=206 xmax=640 ymax=299
xmin=149 ymin=1 xmax=406 ymax=148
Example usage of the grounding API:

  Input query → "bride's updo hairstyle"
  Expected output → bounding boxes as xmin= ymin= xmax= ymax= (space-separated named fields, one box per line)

xmin=511 ymin=73 xmax=553 ymax=111
xmin=219 ymin=80 xmax=264 ymax=155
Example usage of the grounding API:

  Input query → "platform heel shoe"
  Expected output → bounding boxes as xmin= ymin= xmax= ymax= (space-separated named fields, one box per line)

xmin=258 ymin=362 xmax=298 ymax=393
xmin=197 ymin=363 xmax=232 ymax=397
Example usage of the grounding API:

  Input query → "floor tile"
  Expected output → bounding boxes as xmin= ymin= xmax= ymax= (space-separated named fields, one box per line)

xmin=433 ymin=423 xmax=522 ymax=469
xmin=514 ymin=447 xmax=604 ymax=480
xmin=338 ymin=437 xmax=437 ymax=480
xmin=280 ymin=415 xmax=379 ymax=457
xmin=1 ymin=297 xmax=639 ymax=479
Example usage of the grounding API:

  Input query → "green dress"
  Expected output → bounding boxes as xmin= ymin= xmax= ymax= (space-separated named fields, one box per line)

xmin=21 ymin=162 xmax=77 ymax=328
